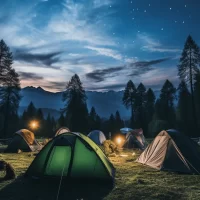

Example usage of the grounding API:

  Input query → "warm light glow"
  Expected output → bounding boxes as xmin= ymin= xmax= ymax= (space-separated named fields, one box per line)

xmin=116 ymin=137 xmax=122 ymax=145
xmin=132 ymin=152 xmax=136 ymax=156
xmin=29 ymin=120 xmax=39 ymax=129
xmin=120 ymin=154 xmax=128 ymax=157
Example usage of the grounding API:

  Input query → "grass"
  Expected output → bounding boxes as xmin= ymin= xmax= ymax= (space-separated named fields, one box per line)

xmin=0 ymin=148 xmax=200 ymax=200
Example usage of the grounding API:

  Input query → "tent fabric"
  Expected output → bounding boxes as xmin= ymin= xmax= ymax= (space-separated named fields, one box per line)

xmin=136 ymin=129 xmax=200 ymax=174
xmin=25 ymin=132 xmax=115 ymax=183
xmin=88 ymin=130 xmax=106 ymax=145
xmin=55 ymin=127 xmax=70 ymax=136
xmin=4 ymin=129 xmax=41 ymax=153
xmin=123 ymin=128 xmax=146 ymax=150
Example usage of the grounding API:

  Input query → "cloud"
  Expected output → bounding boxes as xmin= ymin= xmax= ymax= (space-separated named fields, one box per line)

xmin=19 ymin=72 xmax=44 ymax=80
xmin=42 ymin=81 xmax=67 ymax=91
xmin=138 ymin=34 xmax=181 ymax=53
xmin=86 ymin=66 xmax=124 ymax=82
xmin=86 ymin=57 xmax=170 ymax=82
xmin=86 ymin=83 xmax=126 ymax=91
xmin=14 ymin=50 xmax=62 ymax=69
xmin=85 ymin=46 xmax=122 ymax=60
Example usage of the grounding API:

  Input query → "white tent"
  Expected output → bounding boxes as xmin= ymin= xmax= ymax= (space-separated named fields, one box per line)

xmin=88 ymin=130 xmax=106 ymax=145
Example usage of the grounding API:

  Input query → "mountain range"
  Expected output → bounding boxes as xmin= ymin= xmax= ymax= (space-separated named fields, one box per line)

xmin=19 ymin=86 xmax=161 ymax=119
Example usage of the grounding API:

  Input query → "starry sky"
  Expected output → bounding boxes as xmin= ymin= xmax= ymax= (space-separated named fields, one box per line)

xmin=0 ymin=0 xmax=200 ymax=92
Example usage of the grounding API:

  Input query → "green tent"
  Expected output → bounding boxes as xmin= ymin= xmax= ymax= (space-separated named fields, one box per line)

xmin=25 ymin=132 xmax=115 ymax=184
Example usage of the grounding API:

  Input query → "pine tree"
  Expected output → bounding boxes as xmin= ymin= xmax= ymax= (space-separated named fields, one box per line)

xmin=156 ymin=80 xmax=176 ymax=127
xmin=108 ymin=114 xmax=115 ymax=134
xmin=26 ymin=102 xmax=37 ymax=120
xmin=0 ymin=40 xmax=12 ymax=85
xmin=35 ymin=108 xmax=44 ymax=136
xmin=89 ymin=106 xmax=97 ymax=131
xmin=145 ymin=88 xmax=156 ymax=123
xmin=62 ymin=74 xmax=89 ymax=133
xmin=57 ymin=113 xmax=65 ymax=129
xmin=0 ymin=40 xmax=21 ymax=138
xmin=178 ymin=35 xmax=200 ymax=130
xmin=177 ymin=81 xmax=194 ymax=136
xmin=122 ymin=80 xmax=137 ymax=128
xmin=134 ymin=83 xmax=146 ymax=130
xmin=115 ymin=110 xmax=124 ymax=132
xmin=194 ymin=71 xmax=200 ymax=129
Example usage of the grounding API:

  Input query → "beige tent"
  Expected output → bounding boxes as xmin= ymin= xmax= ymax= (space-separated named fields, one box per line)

xmin=5 ymin=129 xmax=41 ymax=153
xmin=136 ymin=129 xmax=200 ymax=174
xmin=55 ymin=127 xmax=70 ymax=136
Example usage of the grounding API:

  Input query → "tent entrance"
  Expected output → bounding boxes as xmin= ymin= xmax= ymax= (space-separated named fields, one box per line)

xmin=45 ymin=146 xmax=71 ymax=176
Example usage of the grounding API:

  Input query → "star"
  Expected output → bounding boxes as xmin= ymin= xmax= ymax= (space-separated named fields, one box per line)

xmin=183 ymin=21 xmax=185 ymax=24
xmin=149 ymin=4 xmax=151 ymax=6
xmin=132 ymin=17 xmax=135 ymax=20
xmin=185 ymin=5 xmax=187 ymax=8
xmin=113 ymin=33 xmax=115 ymax=35
xmin=144 ymin=10 xmax=147 ymax=13
xmin=170 ymin=7 xmax=172 ymax=10
xmin=175 ymin=20 xmax=177 ymax=23
xmin=138 ymin=30 xmax=140 ymax=33
xmin=110 ymin=5 xmax=112 ymax=8
xmin=161 ymin=28 xmax=164 ymax=31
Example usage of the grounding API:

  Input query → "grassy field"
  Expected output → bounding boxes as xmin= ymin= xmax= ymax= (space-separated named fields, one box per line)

xmin=0 ymin=148 xmax=200 ymax=200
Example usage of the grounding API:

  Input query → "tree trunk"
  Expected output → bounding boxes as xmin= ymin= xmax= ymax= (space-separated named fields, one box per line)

xmin=189 ymin=47 xmax=198 ymax=134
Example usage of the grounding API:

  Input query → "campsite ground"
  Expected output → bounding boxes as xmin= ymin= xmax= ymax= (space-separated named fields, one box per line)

xmin=0 ymin=148 xmax=200 ymax=200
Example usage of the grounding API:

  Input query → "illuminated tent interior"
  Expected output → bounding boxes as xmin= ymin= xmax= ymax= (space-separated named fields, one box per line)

xmin=136 ymin=129 xmax=200 ymax=174
xmin=25 ymin=132 xmax=115 ymax=183
xmin=4 ymin=129 xmax=41 ymax=153
xmin=123 ymin=128 xmax=146 ymax=150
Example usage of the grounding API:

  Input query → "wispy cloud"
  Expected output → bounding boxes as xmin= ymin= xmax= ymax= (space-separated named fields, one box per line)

xmin=86 ymin=57 xmax=170 ymax=82
xmin=19 ymin=72 xmax=44 ymax=80
xmin=85 ymin=46 xmax=123 ymax=60
xmin=138 ymin=34 xmax=181 ymax=53
xmin=14 ymin=50 xmax=62 ymax=69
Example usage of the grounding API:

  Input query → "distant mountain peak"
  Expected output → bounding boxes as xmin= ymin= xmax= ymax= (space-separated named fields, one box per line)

xmin=37 ymin=86 xmax=44 ymax=91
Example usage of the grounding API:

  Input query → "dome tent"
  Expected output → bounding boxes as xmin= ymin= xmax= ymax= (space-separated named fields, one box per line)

xmin=25 ymin=132 xmax=115 ymax=184
xmin=123 ymin=128 xmax=146 ymax=150
xmin=88 ymin=130 xmax=106 ymax=145
xmin=4 ymin=129 xmax=41 ymax=153
xmin=136 ymin=129 xmax=200 ymax=174
xmin=55 ymin=127 xmax=70 ymax=136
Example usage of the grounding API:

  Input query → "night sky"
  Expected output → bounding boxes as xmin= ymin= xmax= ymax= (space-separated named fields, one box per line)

xmin=0 ymin=0 xmax=200 ymax=92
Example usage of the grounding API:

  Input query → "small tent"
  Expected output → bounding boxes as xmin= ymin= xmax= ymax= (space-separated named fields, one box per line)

xmin=55 ymin=127 xmax=70 ymax=136
xmin=25 ymin=132 xmax=115 ymax=184
xmin=88 ymin=130 xmax=106 ymax=145
xmin=123 ymin=128 xmax=146 ymax=150
xmin=136 ymin=129 xmax=200 ymax=174
xmin=4 ymin=129 xmax=41 ymax=153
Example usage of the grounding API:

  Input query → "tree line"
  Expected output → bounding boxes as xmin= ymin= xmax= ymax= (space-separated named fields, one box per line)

xmin=0 ymin=35 xmax=200 ymax=138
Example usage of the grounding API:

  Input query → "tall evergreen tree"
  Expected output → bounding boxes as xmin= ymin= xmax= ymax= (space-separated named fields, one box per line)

xmin=122 ymin=80 xmax=137 ymax=128
xmin=134 ymin=83 xmax=147 ymax=130
xmin=89 ymin=107 xmax=98 ymax=131
xmin=35 ymin=108 xmax=44 ymax=136
xmin=0 ymin=40 xmax=21 ymax=138
xmin=145 ymin=88 xmax=156 ymax=136
xmin=62 ymin=74 xmax=88 ymax=133
xmin=57 ymin=113 xmax=65 ymax=129
xmin=156 ymin=80 xmax=176 ymax=127
xmin=108 ymin=114 xmax=115 ymax=134
xmin=194 ymin=71 xmax=200 ymax=128
xmin=177 ymin=81 xmax=193 ymax=136
xmin=26 ymin=102 xmax=37 ymax=120
xmin=115 ymin=110 xmax=124 ymax=131
xmin=0 ymin=40 xmax=12 ymax=85
xmin=177 ymin=35 xmax=200 ymax=130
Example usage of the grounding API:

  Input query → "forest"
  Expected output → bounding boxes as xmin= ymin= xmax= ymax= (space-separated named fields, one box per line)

xmin=0 ymin=35 xmax=200 ymax=139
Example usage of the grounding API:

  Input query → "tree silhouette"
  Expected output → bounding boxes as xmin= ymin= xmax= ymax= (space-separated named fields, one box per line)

xmin=123 ymin=80 xmax=137 ymax=128
xmin=178 ymin=35 xmax=200 ymax=131
xmin=62 ymin=74 xmax=88 ymax=133
xmin=0 ymin=40 xmax=21 ymax=138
